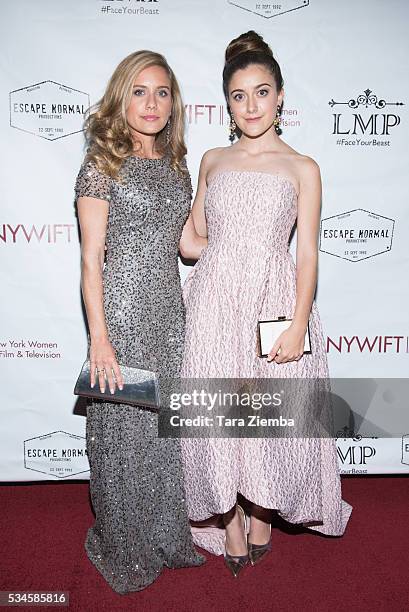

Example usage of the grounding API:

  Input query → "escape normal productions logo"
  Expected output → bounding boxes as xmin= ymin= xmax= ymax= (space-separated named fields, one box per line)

xmin=320 ymin=209 xmax=395 ymax=262
xmin=329 ymin=88 xmax=404 ymax=147
xmin=9 ymin=80 xmax=90 ymax=141
xmin=228 ymin=1 xmax=309 ymax=19
xmin=24 ymin=431 xmax=89 ymax=478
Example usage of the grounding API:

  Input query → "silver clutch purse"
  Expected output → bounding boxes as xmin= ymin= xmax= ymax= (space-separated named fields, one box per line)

xmin=74 ymin=359 xmax=160 ymax=411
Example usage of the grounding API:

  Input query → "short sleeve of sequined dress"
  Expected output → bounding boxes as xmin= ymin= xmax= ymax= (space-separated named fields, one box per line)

xmin=180 ymin=156 xmax=193 ymax=200
xmin=75 ymin=160 xmax=112 ymax=202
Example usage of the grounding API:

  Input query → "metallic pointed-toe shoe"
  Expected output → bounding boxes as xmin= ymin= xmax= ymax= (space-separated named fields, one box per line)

xmin=248 ymin=540 xmax=272 ymax=566
xmin=224 ymin=505 xmax=249 ymax=578
xmin=248 ymin=523 xmax=272 ymax=566
xmin=224 ymin=551 xmax=249 ymax=578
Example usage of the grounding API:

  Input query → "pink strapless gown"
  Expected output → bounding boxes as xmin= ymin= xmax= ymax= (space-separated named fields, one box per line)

xmin=181 ymin=170 xmax=352 ymax=555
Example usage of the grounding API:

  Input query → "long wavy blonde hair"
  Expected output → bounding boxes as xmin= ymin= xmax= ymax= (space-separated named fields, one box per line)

xmin=84 ymin=50 xmax=187 ymax=178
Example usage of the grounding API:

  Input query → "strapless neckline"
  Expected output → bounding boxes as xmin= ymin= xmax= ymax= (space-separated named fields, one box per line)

xmin=206 ymin=169 xmax=298 ymax=198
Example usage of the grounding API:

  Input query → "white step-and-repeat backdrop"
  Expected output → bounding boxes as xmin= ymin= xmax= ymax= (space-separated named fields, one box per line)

xmin=1 ymin=0 xmax=408 ymax=480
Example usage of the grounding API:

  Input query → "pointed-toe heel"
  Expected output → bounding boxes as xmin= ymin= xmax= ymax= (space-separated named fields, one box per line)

xmin=224 ymin=504 xmax=249 ymax=578
xmin=224 ymin=551 xmax=249 ymax=578
xmin=248 ymin=524 xmax=272 ymax=566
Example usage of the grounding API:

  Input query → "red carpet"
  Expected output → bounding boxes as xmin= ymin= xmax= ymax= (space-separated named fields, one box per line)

xmin=1 ymin=477 xmax=408 ymax=611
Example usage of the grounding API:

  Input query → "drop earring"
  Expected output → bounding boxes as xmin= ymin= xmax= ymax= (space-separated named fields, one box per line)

xmin=229 ymin=114 xmax=236 ymax=144
xmin=273 ymin=104 xmax=282 ymax=135
xmin=165 ymin=119 xmax=171 ymax=144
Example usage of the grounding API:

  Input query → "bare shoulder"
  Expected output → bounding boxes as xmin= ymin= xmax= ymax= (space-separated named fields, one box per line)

xmin=199 ymin=146 xmax=229 ymax=182
xmin=277 ymin=141 xmax=320 ymax=180
xmin=294 ymin=153 xmax=321 ymax=179
xmin=201 ymin=146 xmax=226 ymax=168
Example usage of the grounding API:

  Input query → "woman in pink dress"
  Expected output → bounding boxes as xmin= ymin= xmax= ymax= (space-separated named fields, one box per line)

xmin=178 ymin=31 xmax=352 ymax=577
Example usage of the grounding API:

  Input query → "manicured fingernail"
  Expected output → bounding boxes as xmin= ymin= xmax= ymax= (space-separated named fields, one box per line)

xmin=110 ymin=388 xmax=114 ymax=394
xmin=119 ymin=385 xmax=123 ymax=391
xmin=91 ymin=383 xmax=94 ymax=388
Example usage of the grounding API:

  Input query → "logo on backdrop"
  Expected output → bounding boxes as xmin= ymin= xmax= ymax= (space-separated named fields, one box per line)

xmin=228 ymin=0 xmax=309 ymax=19
xmin=336 ymin=443 xmax=377 ymax=474
xmin=327 ymin=335 xmax=408 ymax=355
xmin=319 ymin=209 xmax=394 ymax=261
xmin=401 ymin=435 xmax=409 ymax=465
xmin=9 ymin=81 xmax=89 ymax=141
xmin=184 ymin=103 xmax=301 ymax=130
xmin=0 ymin=339 xmax=61 ymax=360
xmin=336 ymin=427 xmax=378 ymax=442
xmin=24 ymin=431 xmax=89 ymax=479
xmin=329 ymin=88 xmax=404 ymax=147
xmin=336 ymin=429 xmax=378 ymax=474
xmin=98 ymin=0 xmax=160 ymax=17
xmin=185 ymin=104 xmax=229 ymax=127
xmin=0 ymin=223 xmax=75 ymax=244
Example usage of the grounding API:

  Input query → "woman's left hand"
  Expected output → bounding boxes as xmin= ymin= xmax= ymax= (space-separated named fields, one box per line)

xmin=267 ymin=324 xmax=306 ymax=364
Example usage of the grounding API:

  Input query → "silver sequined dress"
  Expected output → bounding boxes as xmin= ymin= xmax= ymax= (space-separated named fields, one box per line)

xmin=75 ymin=155 xmax=205 ymax=594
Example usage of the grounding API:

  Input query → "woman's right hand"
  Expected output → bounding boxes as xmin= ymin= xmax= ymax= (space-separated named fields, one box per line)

xmin=89 ymin=338 xmax=124 ymax=394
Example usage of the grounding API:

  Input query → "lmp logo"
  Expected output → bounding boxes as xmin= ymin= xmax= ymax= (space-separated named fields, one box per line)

xmin=337 ymin=444 xmax=376 ymax=465
xmin=10 ymin=80 xmax=90 ymax=141
xmin=336 ymin=428 xmax=378 ymax=474
xmin=320 ymin=209 xmax=394 ymax=261
xmin=228 ymin=0 xmax=309 ymax=19
xmin=24 ymin=431 xmax=89 ymax=479
xmin=329 ymin=88 xmax=404 ymax=147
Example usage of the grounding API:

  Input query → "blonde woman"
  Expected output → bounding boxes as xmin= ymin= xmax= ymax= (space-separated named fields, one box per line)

xmin=75 ymin=50 xmax=205 ymax=594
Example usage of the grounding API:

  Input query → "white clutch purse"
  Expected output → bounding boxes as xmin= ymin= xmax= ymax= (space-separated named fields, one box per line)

xmin=257 ymin=316 xmax=311 ymax=358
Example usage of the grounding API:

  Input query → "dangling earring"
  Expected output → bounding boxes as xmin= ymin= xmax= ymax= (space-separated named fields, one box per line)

xmin=273 ymin=104 xmax=282 ymax=135
xmin=165 ymin=119 xmax=171 ymax=144
xmin=229 ymin=114 xmax=236 ymax=144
